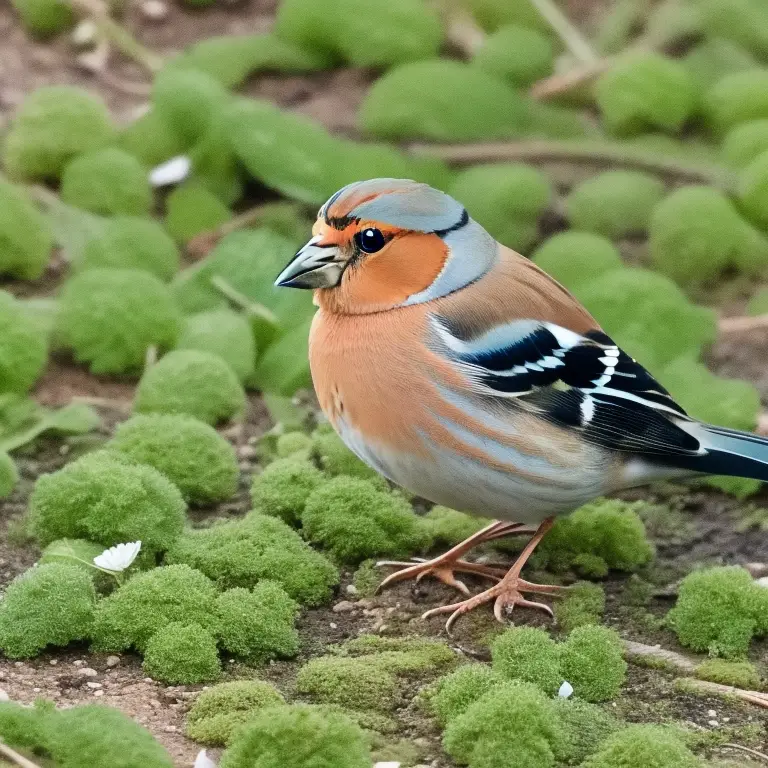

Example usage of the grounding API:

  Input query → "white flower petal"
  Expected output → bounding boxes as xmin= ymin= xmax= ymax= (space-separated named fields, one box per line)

xmin=93 ymin=541 xmax=142 ymax=572
xmin=149 ymin=155 xmax=191 ymax=187
xmin=193 ymin=750 xmax=217 ymax=768
xmin=558 ymin=681 xmax=574 ymax=698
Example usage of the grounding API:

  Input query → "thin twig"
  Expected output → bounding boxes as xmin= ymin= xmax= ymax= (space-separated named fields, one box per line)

xmin=186 ymin=205 xmax=283 ymax=259
xmin=408 ymin=140 xmax=736 ymax=189
xmin=0 ymin=740 xmax=43 ymax=768
xmin=529 ymin=0 xmax=599 ymax=64
xmin=719 ymin=314 xmax=768 ymax=334
xmin=722 ymin=744 xmax=768 ymax=763
xmin=622 ymin=640 xmax=698 ymax=674
xmin=677 ymin=678 xmax=768 ymax=709
xmin=65 ymin=0 xmax=163 ymax=73
xmin=531 ymin=58 xmax=613 ymax=100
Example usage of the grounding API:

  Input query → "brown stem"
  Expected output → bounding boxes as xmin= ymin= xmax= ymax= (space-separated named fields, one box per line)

xmin=719 ymin=314 xmax=768 ymax=334
xmin=677 ymin=678 xmax=768 ymax=709
xmin=622 ymin=640 xmax=698 ymax=674
xmin=721 ymin=744 xmax=768 ymax=763
xmin=529 ymin=0 xmax=598 ymax=64
xmin=0 ymin=741 xmax=43 ymax=768
xmin=531 ymin=58 xmax=613 ymax=100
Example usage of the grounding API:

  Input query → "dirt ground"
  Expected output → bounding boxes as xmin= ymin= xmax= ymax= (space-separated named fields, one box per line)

xmin=1 ymin=1 xmax=768 ymax=765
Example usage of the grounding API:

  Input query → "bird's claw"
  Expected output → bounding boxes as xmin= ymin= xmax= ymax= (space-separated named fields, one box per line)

xmin=375 ymin=557 xmax=507 ymax=596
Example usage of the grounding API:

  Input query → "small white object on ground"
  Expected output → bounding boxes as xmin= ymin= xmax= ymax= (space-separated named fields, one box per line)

xmin=94 ymin=541 xmax=142 ymax=572
xmin=558 ymin=681 xmax=574 ymax=698
xmin=194 ymin=750 xmax=217 ymax=768
xmin=373 ymin=763 xmax=401 ymax=768
xmin=71 ymin=20 xmax=98 ymax=48
xmin=140 ymin=0 xmax=169 ymax=21
xmin=150 ymin=156 xmax=191 ymax=188
xmin=755 ymin=576 xmax=768 ymax=588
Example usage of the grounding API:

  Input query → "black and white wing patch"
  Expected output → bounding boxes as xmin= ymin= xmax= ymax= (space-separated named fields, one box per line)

xmin=432 ymin=317 xmax=701 ymax=457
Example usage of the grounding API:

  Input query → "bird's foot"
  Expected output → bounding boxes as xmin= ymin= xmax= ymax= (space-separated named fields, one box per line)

xmin=421 ymin=576 xmax=565 ymax=635
xmin=376 ymin=556 xmax=509 ymax=597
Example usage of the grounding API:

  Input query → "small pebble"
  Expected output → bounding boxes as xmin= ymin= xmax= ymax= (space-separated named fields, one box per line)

xmin=0 ymin=690 xmax=9 ymax=702
xmin=329 ymin=622 xmax=337 ymax=629
xmin=13 ymin=662 xmax=24 ymax=668
xmin=140 ymin=0 xmax=168 ymax=20
xmin=346 ymin=584 xmax=358 ymax=596
xmin=237 ymin=445 xmax=257 ymax=460
xmin=106 ymin=656 xmax=121 ymax=668
xmin=707 ymin=709 xmax=717 ymax=718
xmin=93 ymin=690 xmax=104 ymax=697
xmin=708 ymin=719 xmax=719 ymax=727
xmin=78 ymin=667 xmax=98 ymax=678
xmin=333 ymin=600 xmax=355 ymax=614
xmin=71 ymin=19 xmax=98 ymax=48
xmin=86 ymin=682 xmax=102 ymax=689
xmin=33 ymin=687 xmax=41 ymax=693
xmin=73 ymin=660 xmax=85 ymax=667
xmin=49 ymin=660 xmax=58 ymax=666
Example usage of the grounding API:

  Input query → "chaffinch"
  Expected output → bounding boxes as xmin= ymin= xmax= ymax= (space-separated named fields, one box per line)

xmin=276 ymin=178 xmax=768 ymax=631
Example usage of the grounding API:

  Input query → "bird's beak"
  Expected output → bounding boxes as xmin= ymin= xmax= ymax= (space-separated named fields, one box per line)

xmin=274 ymin=235 xmax=345 ymax=289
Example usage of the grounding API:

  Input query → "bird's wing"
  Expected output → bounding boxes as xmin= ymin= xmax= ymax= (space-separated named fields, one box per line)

xmin=429 ymin=314 xmax=704 ymax=458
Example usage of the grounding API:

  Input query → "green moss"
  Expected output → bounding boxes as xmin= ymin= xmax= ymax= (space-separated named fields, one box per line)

xmin=177 ymin=309 xmax=256 ymax=383
xmin=274 ymin=0 xmax=441 ymax=67
xmin=491 ymin=626 xmax=562 ymax=695
xmin=595 ymin=52 xmax=697 ymax=135
xmin=738 ymin=149 xmax=768 ymax=230
xmin=311 ymin=428 xmax=382 ymax=482
xmin=698 ymin=0 xmax=768 ymax=60
xmin=448 ymin=163 xmax=551 ymax=251
xmin=117 ymin=109 xmax=187 ymax=169
xmin=215 ymin=582 xmax=299 ymax=662
xmin=695 ymin=658 xmax=762 ymax=689
xmin=359 ymin=59 xmax=529 ymax=141
xmin=667 ymin=566 xmax=768 ymax=658
xmin=109 ymin=413 xmax=238 ymax=504
xmin=566 ymin=171 xmax=665 ymax=239
xmin=186 ymin=680 xmax=285 ymax=746
xmin=11 ymin=0 xmax=73 ymax=36
xmin=29 ymin=450 xmax=185 ymax=554
xmin=0 ymin=178 xmax=53 ymax=280
xmin=276 ymin=431 xmax=312 ymax=458
xmin=473 ymin=24 xmax=554 ymax=87
xmin=532 ymin=233 xmax=623 ymax=292
xmin=581 ymin=724 xmax=700 ymax=768
xmin=552 ymin=698 xmax=620 ymax=766
xmin=352 ymin=559 xmax=379 ymax=597
xmin=220 ymin=704 xmax=371 ymax=768
xmin=165 ymin=181 xmax=232 ymax=243
xmin=250 ymin=458 xmax=325 ymax=525
xmin=165 ymin=514 xmax=338 ymax=605
xmin=3 ymin=86 xmax=115 ymax=181
xmin=559 ymin=625 xmax=627 ymax=703
xmin=143 ymin=621 xmax=220 ymax=684
xmin=622 ymin=574 xmax=654 ymax=607
xmin=705 ymin=68 xmax=768 ymax=134
xmin=554 ymin=582 xmax=605 ymax=633
xmin=341 ymin=634 xmax=457 ymax=673
xmin=0 ymin=700 xmax=51 ymax=754
xmin=0 ymin=452 xmax=18 ymax=499
xmin=302 ymin=476 xmax=429 ymax=564
xmin=135 ymin=349 xmax=245 ymax=425
xmin=0 ymin=291 xmax=48 ymax=393
xmin=429 ymin=664 xmax=506 ymax=726
xmin=79 ymin=217 xmax=179 ymax=282
xmin=747 ymin=288 xmax=768 ymax=315
xmin=722 ymin=120 xmax=768 ymax=168
xmin=0 ymin=563 xmax=96 ymax=659
xmin=443 ymin=681 xmax=559 ymax=768
xmin=60 ymin=148 xmax=152 ymax=217
xmin=59 ymin=268 xmax=180 ymax=374
xmin=422 ymin=506 xmax=486 ymax=549
xmin=91 ymin=564 xmax=217 ymax=652
xmin=535 ymin=499 xmax=654 ymax=575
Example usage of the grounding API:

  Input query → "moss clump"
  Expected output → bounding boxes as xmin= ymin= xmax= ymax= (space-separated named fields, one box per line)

xmin=91 ymin=564 xmax=217 ymax=652
xmin=60 ymin=148 xmax=152 ymax=217
xmin=449 ymin=163 xmax=551 ymax=251
xmin=429 ymin=665 xmax=506 ymax=726
xmin=422 ymin=506 xmax=486 ymax=549
xmin=79 ymin=217 xmax=180 ymax=282
xmin=554 ymin=582 xmax=606 ymax=633
xmin=186 ymin=680 xmax=285 ymax=746
xmin=705 ymin=69 xmax=768 ymax=134
xmin=0 ymin=290 xmax=49 ymax=394
xmin=352 ymin=559 xmax=379 ymax=597
xmin=3 ymin=86 xmax=114 ymax=181
xmin=296 ymin=656 xmax=399 ymax=712
xmin=109 ymin=413 xmax=238 ymax=504
xmin=310 ymin=427 xmax=381 ymax=482
xmin=165 ymin=514 xmax=338 ymax=605
xmin=559 ymin=625 xmax=627 ymax=702
xmin=723 ymin=119 xmax=768 ymax=168
xmin=220 ymin=704 xmax=371 ymax=768
xmin=143 ymin=621 xmax=220 ymax=685
xmin=0 ymin=452 xmax=18 ymax=499
xmin=532 ymin=233 xmax=623 ymax=293
xmin=29 ymin=450 xmax=185 ymax=554
xmin=302 ymin=477 xmax=429 ymax=563
xmin=738 ymin=149 xmax=768 ymax=230
xmin=581 ymin=724 xmax=700 ymax=768
xmin=276 ymin=431 xmax=313 ymax=458
xmin=695 ymin=658 xmax=762 ymax=689
xmin=0 ymin=178 xmax=53 ymax=280
xmin=491 ymin=626 xmax=562 ymax=695
xmin=595 ymin=52 xmax=697 ymax=135
xmin=250 ymin=458 xmax=325 ymax=525
xmin=11 ymin=0 xmax=73 ymax=36
xmin=667 ymin=566 xmax=768 ymax=658
xmin=165 ymin=181 xmax=232 ymax=243
xmin=59 ymin=268 xmax=180 ymax=374
xmin=566 ymin=171 xmax=665 ymax=239
xmin=0 ymin=563 xmax=96 ymax=659
xmin=177 ymin=309 xmax=256 ymax=383
xmin=118 ymin=108 xmax=187 ymax=169
xmin=552 ymin=697 xmax=620 ymax=766
xmin=341 ymin=634 xmax=457 ymax=673
xmin=215 ymin=582 xmax=299 ymax=662
xmin=473 ymin=24 xmax=554 ymax=86
xmin=536 ymin=499 xmax=654 ymax=576
xmin=443 ymin=681 xmax=559 ymax=768
xmin=135 ymin=349 xmax=245 ymax=425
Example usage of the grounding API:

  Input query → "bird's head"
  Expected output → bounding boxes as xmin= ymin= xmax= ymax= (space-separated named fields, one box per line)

xmin=275 ymin=178 xmax=498 ymax=314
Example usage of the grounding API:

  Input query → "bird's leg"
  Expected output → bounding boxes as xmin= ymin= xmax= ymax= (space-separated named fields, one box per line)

xmin=421 ymin=517 xmax=560 ymax=634
xmin=376 ymin=520 xmax=536 ymax=596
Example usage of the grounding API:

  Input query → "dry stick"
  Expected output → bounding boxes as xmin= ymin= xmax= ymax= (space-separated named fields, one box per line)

xmin=719 ymin=314 xmax=768 ymax=334
xmin=0 ymin=741 xmax=43 ymax=768
xmin=531 ymin=58 xmax=613 ymax=100
xmin=722 ymin=744 xmax=768 ymax=763
xmin=529 ymin=0 xmax=599 ymax=64
xmin=678 ymin=678 xmax=768 ymax=709
xmin=622 ymin=640 xmax=698 ymax=674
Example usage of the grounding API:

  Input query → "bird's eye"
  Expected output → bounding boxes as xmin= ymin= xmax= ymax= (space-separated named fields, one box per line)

xmin=355 ymin=228 xmax=386 ymax=254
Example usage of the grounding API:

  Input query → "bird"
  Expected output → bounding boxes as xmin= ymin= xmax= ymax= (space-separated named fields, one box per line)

xmin=275 ymin=177 xmax=768 ymax=632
